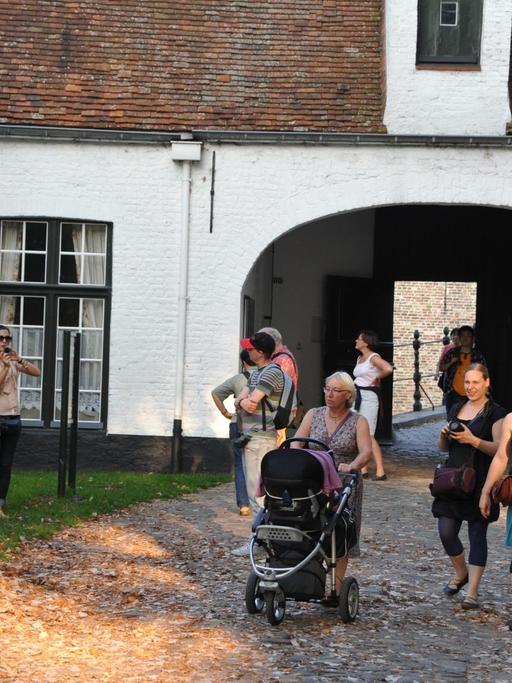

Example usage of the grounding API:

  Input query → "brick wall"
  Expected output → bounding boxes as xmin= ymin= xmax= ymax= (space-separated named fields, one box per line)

xmin=392 ymin=281 xmax=477 ymax=415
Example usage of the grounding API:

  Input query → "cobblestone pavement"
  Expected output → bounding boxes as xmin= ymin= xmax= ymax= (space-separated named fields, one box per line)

xmin=1 ymin=419 xmax=511 ymax=683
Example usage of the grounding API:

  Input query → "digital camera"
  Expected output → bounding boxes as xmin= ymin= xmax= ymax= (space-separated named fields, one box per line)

xmin=448 ymin=419 xmax=464 ymax=433
xmin=3 ymin=347 xmax=11 ymax=354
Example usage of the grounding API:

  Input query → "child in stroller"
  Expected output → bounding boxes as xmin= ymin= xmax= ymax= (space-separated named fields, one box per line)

xmin=245 ymin=437 xmax=360 ymax=625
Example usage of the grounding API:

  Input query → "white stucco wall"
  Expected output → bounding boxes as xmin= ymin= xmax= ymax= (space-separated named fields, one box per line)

xmin=384 ymin=0 xmax=512 ymax=135
xmin=243 ymin=213 xmax=375 ymax=411
xmin=0 ymin=140 xmax=181 ymax=436
xmin=2 ymin=139 xmax=512 ymax=439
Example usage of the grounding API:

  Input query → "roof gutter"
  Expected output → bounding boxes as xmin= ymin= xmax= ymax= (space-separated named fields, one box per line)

xmin=1 ymin=124 xmax=512 ymax=148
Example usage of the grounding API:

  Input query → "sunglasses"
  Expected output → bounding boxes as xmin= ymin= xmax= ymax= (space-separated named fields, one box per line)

xmin=0 ymin=335 xmax=13 ymax=343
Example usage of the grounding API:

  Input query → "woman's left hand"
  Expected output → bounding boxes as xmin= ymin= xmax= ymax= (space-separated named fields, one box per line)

xmin=448 ymin=423 xmax=479 ymax=447
xmin=337 ymin=463 xmax=353 ymax=473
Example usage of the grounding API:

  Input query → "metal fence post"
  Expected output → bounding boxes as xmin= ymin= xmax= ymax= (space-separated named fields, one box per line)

xmin=412 ymin=329 xmax=422 ymax=412
xmin=68 ymin=332 xmax=81 ymax=493
xmin=58 ymin=331 xmax=71 ymax=497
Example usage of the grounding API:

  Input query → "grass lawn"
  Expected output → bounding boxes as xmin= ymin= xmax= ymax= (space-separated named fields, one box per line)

xmin=0 ymin=470 xmax=230 ymax=559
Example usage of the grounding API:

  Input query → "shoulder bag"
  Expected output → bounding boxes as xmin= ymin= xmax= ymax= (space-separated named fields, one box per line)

xmin=491 ymin=475 xmax=512 ymax=507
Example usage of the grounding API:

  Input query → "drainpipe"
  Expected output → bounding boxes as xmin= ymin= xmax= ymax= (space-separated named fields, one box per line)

xmin=171 ymin=136 xmax=202 ymax=472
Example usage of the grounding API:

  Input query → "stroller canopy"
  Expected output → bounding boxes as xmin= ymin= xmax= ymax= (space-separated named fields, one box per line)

xmin=258 ymin=448 xmax=342 ymax=498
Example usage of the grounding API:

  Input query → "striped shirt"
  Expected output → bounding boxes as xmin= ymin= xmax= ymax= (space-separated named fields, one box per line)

xmin=240 ymin=363 xmax=284 ymax=438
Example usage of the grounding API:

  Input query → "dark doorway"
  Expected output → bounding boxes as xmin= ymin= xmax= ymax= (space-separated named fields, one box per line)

xmin=374 ymin=205 xmax=512 ymax=413
xmin=324 ymin=276 xmax=394 ymax=441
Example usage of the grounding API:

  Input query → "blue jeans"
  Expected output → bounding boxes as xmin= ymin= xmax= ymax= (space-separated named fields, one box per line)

xmin=229 ymin=422 xmax=249 ymax=508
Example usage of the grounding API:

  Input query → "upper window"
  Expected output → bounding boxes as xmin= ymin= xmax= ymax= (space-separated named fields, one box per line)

xmin=417 ymin=0 xmax=483 ymax=66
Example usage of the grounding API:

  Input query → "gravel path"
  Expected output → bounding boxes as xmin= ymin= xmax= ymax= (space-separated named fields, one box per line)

xmin=1 ymin=421 xmax=511 ymax=682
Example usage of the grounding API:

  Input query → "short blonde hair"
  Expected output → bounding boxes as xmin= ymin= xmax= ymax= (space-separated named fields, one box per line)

xmin=325 ymin=371 xmax=356 ymax=408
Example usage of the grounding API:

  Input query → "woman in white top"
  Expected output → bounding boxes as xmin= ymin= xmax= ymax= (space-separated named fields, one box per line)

xmin=353 ymin=330 xmax=394 ymax=480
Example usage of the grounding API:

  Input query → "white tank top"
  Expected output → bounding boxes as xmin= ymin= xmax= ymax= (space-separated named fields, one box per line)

xmin=353 ymin=353 xmax=380 ymax=387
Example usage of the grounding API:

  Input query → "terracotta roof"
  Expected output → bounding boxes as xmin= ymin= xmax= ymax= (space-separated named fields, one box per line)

xmin=0 ymin=0 xmax=386 ymax=133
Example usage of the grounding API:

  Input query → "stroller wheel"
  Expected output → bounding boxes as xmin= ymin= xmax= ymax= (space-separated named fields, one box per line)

xmin=265 ymin=588 xmax=286 ymax=626
xmin=338 ymin=576 xmax=359 ymax=623
xmin=245 ymin=572 xmax=265 ymax=614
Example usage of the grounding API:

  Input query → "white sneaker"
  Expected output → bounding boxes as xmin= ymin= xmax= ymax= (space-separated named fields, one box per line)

xmin=230 ymin=540 xmax=251 ymax=556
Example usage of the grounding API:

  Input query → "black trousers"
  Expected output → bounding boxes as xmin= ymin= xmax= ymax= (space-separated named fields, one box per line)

xmin=0 ymin=421 xmax=21 ymax=501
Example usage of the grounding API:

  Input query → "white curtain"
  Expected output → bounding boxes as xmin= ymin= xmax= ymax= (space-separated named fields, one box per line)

xmin=0 ymin=221 xmax=22 ymax=282
xmin=0 ymin=295 xmax=16 ymax=325
xmin=83 ymin=224 xmax=105 ymax=285
xmin=71 ymin=226 xmax=82 ymax=284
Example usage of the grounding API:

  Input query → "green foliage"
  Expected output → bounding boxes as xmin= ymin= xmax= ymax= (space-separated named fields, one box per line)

xmin=0 ymin=470 xmax=229 ymax=559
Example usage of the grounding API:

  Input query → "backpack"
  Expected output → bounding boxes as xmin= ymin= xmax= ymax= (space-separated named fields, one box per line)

xmin=261 ymin=364 xmax=297 ymax=430
xmin=271 ymin=350 xmax=304 ymax=428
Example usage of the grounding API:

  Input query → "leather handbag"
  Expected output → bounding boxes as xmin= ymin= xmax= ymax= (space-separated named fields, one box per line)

xmin=429 ymin=463 xmax=476 ymax=500
xmin=491 ymin=475 xmax=512 ymax=506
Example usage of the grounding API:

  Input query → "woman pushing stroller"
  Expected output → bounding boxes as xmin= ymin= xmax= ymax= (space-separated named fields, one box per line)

xmin=293 ymin=371 xmax=372 ymax=591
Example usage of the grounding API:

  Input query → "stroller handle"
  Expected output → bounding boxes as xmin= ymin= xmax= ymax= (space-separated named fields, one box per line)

xmin=280 ymin=436 xmax=330 ymax=451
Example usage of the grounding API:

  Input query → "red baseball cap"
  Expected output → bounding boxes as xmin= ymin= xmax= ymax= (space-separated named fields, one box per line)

xmin=240 ymin=332 xmax=275 ymax=355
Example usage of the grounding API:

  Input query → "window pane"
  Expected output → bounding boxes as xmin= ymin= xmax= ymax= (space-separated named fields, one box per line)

xmin=441 ymin=2 xmax=457 ymax=26
xmin=0 ymin=296 xmax=19 ymax=325
xmin=80 ymin=361 xmax=102 ymax=391
xmin=82 ymin=299 xmax=104 ymax=328
xmin=60 ymin=254 xmax=80 ymax=283
xmin=58 ymin=299 xmax=80 ymax=327
xmin=61 ymin=223 xmax=80 ymax=252
xmin=85 ymin=224 xmax=106 ymax=253
xmin=24 ymin=254 xmax=46 ymax=282
xmin=25 ymin=222 xmax=47 ymax=251
xmin=22 ymin=329 xmax=44 ymax=356
xmin=20 ymin=363 xmax=42 ymax=388
xmin=0 ymin=252 xmax=21 ymax=281
xmin=82 ymin=330 xmax=103 ymax=358
xmin=79 ymin=392 xmax=101 ymax=421
xmin=23 ymin=297 xmax=45 ymax=326
xmin=1 ymin=221 xmax=22 ymax=249
xmin=82 ymin=255 xmax=105 ymax=285
xmin=20 ymin=389 xmax=41 ymax=419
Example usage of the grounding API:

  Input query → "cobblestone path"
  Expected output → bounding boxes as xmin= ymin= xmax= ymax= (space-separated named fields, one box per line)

xmin=1 ymin=420 xmax=511 ymax=683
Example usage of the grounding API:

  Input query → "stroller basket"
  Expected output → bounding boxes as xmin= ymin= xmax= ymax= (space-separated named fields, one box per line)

xmin=256 ymin=525 xmax=307 ymax=543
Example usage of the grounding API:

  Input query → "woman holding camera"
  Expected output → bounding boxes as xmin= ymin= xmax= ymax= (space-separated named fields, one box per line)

xmin=433 ymin=363 xmax=505 ymax=609
xmin=0 ymin=324 xmax=40 ymax=518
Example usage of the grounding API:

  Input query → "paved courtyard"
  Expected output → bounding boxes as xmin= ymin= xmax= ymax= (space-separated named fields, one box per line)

xmin=1 ymin=418 xmax=511 ymax=683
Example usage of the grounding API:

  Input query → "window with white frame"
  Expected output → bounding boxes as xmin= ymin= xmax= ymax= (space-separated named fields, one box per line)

xmin=0 ymin=218 xmax=111 ymax=427
xmin=417 ymin=0 xmax=483 ymax=65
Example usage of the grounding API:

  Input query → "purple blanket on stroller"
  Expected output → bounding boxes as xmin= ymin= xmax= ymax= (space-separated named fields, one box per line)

xmin=256 ymin=449 xmax=342 ymax=496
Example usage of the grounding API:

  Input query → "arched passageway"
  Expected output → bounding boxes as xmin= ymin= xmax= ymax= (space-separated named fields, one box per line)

xmin=242 ymin=204 xmax=512 ymax=440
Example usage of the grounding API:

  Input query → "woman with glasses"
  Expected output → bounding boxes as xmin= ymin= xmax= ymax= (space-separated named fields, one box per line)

xmin=293 ymin=371 xmax=372 ymax=590
xmin=354 ymin=329 xmax=393 ymax=481
xmin=0 ymin=324 xmax=40 ymax=518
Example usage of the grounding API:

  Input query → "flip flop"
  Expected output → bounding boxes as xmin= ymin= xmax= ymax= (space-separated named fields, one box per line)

xmin=461 ymin=596 xmax=480 ymax=610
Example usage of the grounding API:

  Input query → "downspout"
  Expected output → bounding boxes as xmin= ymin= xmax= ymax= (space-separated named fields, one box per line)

xmin=171 ymin=137 xmax=202 ymax=472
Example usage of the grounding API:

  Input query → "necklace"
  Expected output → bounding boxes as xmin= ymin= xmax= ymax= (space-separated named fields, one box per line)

xmin=327 ymin=410 xmax=348 ymax=422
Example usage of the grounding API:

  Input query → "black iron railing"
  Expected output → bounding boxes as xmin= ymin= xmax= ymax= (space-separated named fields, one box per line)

xmin=393 ymin=326 xmax=451 ymax=412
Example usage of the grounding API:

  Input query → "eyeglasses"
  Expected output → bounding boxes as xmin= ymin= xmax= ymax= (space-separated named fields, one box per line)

xmin=0 ymin=335 xmax=12 ymax=343
xmin=323 ymin=387 xmax=346 ymax=394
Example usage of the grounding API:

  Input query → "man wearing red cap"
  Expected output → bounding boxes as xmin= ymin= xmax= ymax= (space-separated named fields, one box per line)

xmin=232 ymin=332 xmax=284 ymax=555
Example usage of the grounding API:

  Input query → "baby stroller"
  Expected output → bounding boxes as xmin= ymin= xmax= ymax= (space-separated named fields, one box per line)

xmin=245 ymin=437 xmax=360 ymax=626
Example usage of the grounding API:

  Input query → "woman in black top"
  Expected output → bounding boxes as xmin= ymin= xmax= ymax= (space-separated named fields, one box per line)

xmin=433 ymin=363 xmax=505 ymax=610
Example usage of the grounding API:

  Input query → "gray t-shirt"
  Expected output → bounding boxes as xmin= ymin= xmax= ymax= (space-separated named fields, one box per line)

xmin=240 ymin=363 xmax=284 ymax=439
xmin=212 ymin=371 xmax=251 ymax=424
